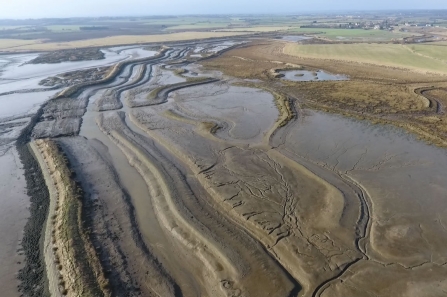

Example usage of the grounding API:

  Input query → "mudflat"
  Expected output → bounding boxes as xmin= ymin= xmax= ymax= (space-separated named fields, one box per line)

xmin=3 ymin=33 xmax=447 ymax=297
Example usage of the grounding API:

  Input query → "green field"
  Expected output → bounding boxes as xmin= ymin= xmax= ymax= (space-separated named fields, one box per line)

xmin=45 ymin=25 xmax=82 ymax=32
xmin=284 ymin=43 xmax=447 ymax=74
xmin=288 ymin=28 xmax=412 ymax=40
xmin=165 ymin=23 xmax=235 ymax=30
xmin=216 ymin=26 xmax=299 ymax=32
xmin=425 ymin=41 xmax=447 ymax=46
xmin=144 ymin=16 xmax=247 ymax=26
xmin=408 ymin=44 xmax=447 ymax=62
xmin=0 ymin=31 xmax=247 ymax=51
xmin=0 ymin=26 xmax=29 ymax=30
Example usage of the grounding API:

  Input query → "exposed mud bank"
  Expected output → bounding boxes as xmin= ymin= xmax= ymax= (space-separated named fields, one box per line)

xmin=15 ymin=109 xmax=50 ymax=297
xmin=56 ymin=136 xmax=178 ymax=297
xmin=97 ymin=111 xmax=298 ymax=297
xmin=28 ymin=48 xmax=105 ymax=64
xmin=31 ymin=139 xmax=110 ymax=297
xmin=10 ymin=37 xmax=447 ymax=297
xmin=0 ymin=148 xmax=30 ymax=297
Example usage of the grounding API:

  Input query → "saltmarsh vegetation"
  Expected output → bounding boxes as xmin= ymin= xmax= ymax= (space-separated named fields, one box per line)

xmin=34 ymin=139 xmax=110 ymax=297
xmin=202 ymin=40 xmax=447 ymax=147
xmin=272 ymin=91 xmax=295 ymax=127
xmin=163 ymin=109 xmax=221 ymax=134
xmin=57 ymin=48 xmax=169 ymax=98
xmin=28 ymin=48 xmax=105 ymax=64
xmin=146 ymin=77 xmax=218 ymax=101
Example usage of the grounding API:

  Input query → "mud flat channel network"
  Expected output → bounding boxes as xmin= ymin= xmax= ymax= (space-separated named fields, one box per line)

xmin=4 ymin=37 xmax=447 ymax=297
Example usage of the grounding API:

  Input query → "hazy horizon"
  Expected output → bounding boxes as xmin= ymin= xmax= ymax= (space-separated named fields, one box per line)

xmin=1 ymin=0 xmax=447 ymax=19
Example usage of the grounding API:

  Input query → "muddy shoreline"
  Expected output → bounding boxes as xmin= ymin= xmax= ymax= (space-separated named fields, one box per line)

xmin=10 ymin=36 xmax=447 ymax=297
xmin=11 ymin=40 xmax=229 ymax=296
xmin=15 ymin=109 xmax=50 ymax=297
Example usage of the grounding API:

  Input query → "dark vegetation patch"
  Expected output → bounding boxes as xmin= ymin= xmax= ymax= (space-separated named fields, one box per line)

xmin=80 ymin=26 xmax=109 ymax=31
xmin=16 ymin=109 xmax=50 ymax=297
xmin=39 ymin=67 xmax=111 ymax=87
xmin=42 ymin=140 xmax=109 ymax=297
xmin=28 ymin=48 xmax=105 ymax=64
xmin=32 ymin=97 xmax=88 ymax=138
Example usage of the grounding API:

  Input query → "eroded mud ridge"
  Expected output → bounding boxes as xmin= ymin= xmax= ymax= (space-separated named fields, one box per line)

xmin=22 ymin=39 xmax=447 ymax=297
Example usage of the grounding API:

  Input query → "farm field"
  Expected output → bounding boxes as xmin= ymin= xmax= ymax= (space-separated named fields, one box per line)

xmin=289 ymin=27 xmax=413 ymax=40
xmin=408 ymin=43 xmax=447 ymax=62
xmin=216 ymin=26 xmax=299 ymax=32
xmin=0 ymin=31 xmax=247 ymax=51
xmin=283 ymin=42 xmax=447 ymax=74
xmin=45 ymin=25 xmax=83 ymax=32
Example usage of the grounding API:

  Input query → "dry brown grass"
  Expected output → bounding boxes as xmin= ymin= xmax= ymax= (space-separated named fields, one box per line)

xmin=217 ymin=41 xmax=446 ymax=83
xmin=202 ymin=40 xmax=447 ymax=147
xmin=0 ymin=32 xmax=247 ymax=52
xmin=425 ymin=88 xmax=447 ymax=105
xmin=35 ymin=139 xmax=110 ymax=297
xmin=203 ymin=54 xmax=281 ymax=80
xmin=0 ymin=39 xmax=42 ymax=50
xmin=284 ymin=81 xmax=427 ymax=114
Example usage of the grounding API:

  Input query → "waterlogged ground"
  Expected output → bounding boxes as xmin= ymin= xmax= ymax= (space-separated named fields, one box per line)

xmin=171 ymin=84 xmax=278 ymax=144
xmin=280 ymin=35 xmax=313 ymax=42
xmin=275 ymin=111 xmax=447 ymax=296
xmin=0 ymin=46 xmax=157 ymax=154
xmin=2 ymin=38 xmax=447 ymax=297
xmin=0 ymin=45 xmax=158 ymax=296
xmin=279 ymin=69 xmax=349 ymax=81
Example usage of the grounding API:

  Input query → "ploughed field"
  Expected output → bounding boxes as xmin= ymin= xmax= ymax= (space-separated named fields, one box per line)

xmin=7 ymin=37 xmax=447 ymax=297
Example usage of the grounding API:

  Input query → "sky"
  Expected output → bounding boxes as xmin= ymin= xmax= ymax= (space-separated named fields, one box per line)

xmin=0 ymin=0 xmax=446 ymax=19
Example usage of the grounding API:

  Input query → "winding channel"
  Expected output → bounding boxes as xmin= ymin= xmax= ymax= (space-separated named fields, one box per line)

xmin=79 ymin=47 xmax=207 ymax=296
xmin=33 ymin=40 xmax=382 ymax=297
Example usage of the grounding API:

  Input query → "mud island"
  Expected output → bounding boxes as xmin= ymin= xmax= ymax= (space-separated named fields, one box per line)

xmin=1 ymin=11 xmax=447 ymax=297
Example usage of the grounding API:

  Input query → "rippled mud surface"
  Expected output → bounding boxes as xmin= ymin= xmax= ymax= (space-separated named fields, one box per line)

xmin=273 ymin=110 xmax=447 ymax=296
xmin=171 ymin=84 xmax=278 ymax=144
xmin=4 ymin=38 xmax=447 ymax=297
xmin=0 ymin=46 xmax=159 ymax=296
xmin=0 ymin=148 xmax=29 ymax=297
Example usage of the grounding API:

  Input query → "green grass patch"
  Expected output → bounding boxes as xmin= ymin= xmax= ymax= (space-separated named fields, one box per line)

xmin=165 ymin=22 xmax=235 ymax=30
xmin=45 ymin=25 xmax=82 ymax=32
xmin=288 ymin=28 xmax=411 ymax=40
xmin=0 ymin=25 xmax=30 ymax=30
xmin=284 ymin=43 xmax=447 ymax=74
xmin=408 ymin=44 xmax=447 ymax=62
xmin=216 ymin=26 xmax=300 ymax=32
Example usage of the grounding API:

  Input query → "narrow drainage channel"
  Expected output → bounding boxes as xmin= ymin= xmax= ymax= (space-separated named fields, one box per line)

xmin=78 ymin=52 xmax=202 ymax=297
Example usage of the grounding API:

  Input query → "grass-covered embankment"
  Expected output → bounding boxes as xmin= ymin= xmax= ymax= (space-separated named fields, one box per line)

xmin=32 ymin=139 xmax=110 ymax=297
